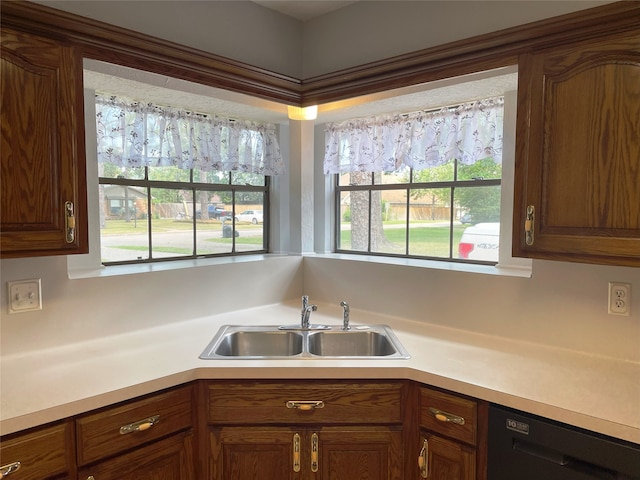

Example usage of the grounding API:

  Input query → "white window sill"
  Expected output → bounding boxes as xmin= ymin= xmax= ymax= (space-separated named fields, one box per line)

xmin=68 ymin=253 xmax=292 ymax=279
xmin=308 ymin=253 xmax=532 ymax=278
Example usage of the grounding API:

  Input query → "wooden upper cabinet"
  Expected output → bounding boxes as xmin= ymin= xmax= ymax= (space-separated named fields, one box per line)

xmin=513 ymin=28 xmax=640 ymax=266
xmin=0 ymin=27 xmax=87 ymax=258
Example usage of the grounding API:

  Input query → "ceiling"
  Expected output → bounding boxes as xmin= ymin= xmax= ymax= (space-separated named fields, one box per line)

xmin=252 ymin=1 xmax=358 ymax=21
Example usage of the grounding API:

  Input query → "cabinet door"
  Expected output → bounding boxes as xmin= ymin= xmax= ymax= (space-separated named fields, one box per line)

xmin=0 ymin=27 xmax=87 ymax=257
xmin=418 ymin=433 xmax=475 ymax=480
xmin=514 ymin=29 xmax=640 ymax=266
xmin=78 ymin=430 xmax=194 ymax=480
xmin=209 ymin=427 xmax=300 ymax=480
xmin=316 ymin=427 xmax=404 ymax=480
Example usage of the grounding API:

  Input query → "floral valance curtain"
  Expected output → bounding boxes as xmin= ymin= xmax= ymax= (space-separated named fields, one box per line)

xmin=324 ymin=96 xmax=503 ymax=174
xmin=96 ymin=94 xmax=285 ymax=175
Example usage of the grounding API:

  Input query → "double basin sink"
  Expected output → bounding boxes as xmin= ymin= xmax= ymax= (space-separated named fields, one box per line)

xmin=199 ymin=324 xmax=410 ymax=359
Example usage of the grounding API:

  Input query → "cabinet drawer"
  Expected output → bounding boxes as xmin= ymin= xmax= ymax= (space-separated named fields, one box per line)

xmin=0 ymin=421 xmax=72 ymax=480
xmin=76 ymin=384 xmax=193 ymax=466
xmin=420 ymin=388 xmax=477 ymax=445
xmin=208 ymin=381 xmax=404 ymax=425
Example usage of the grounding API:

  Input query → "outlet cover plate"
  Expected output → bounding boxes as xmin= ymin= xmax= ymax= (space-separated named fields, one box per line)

xmin=608 ymin=282 xmax=631 ymax=316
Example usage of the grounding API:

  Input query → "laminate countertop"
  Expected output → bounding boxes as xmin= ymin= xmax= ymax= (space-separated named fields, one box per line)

xmin=1 ymin=302 xmax=639 ymax=443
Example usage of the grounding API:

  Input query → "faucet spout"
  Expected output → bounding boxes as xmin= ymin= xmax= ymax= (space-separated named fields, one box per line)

xmin=301 ymin=304 xmax=317 ymax=329
xmin=340 ymin=301 xmax=350 ymax=330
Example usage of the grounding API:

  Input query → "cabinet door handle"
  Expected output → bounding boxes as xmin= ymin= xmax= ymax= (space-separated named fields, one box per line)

xmin=428 ymin=407 xmax=465 ymax=425
xmin=292 ymin=433 xmax=301 ymax=472
xmin=0 ymin=461 xmax=21 ymax=478
xmin=418 ymin=438 xmax=428 ymax=478
xmin=310 ymin=432 xmax=319 ymax=472
xmin=286 ymin=400 xmax=324 ymax=411
xmin=524 ymin=205 xmax=535 ymax=246
xmin=65 ymin=201 xmax=76 ymax=243
xmin=119 ymin=414 xmax=160 ymax=435
xmin=87 ymin=477 xmax=95 ymax=480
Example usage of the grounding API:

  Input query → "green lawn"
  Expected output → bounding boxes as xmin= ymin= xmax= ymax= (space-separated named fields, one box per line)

xmin=339 ymin=224 xmax=466 ymax=257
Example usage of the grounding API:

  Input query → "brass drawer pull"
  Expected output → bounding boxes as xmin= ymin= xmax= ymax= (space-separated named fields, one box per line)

xmin=418 ymin=438 xmax=428 ymax=478
xmin=286 ymin=400 xmax=324 ymax=411
xmin=0 ymin=461 xmax=21 ymax=478
xmin=525 ymin=205 xmax=535 ymax=246
xmin=429 ymin=407 xmax=465 ymax=425
xmin=119 ymin=414 xmax=160 ymax=435
xmin=292 ymin=433 xmax=301 ymax=472
xmin=311 ymin=432 xmax=319 ymax=472
xmin=65 ymin=201 xmax=76 ymax=243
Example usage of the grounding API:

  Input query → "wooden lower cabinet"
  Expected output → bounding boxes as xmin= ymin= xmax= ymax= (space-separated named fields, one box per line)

xmin=78 ymin=430 xmax=194 ymax=480
xmin=417 ymin=387 xmax=487 ymax=480
xmin=205 ymin=381 xmax=406 ymax=480
xmin=209 ymin=426 xmax=403 ymax=480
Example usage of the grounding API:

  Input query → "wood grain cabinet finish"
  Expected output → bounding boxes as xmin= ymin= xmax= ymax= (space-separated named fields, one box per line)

xmin=0 ymin=421 xmax=75 ymax=480
xmin=513 ymin=27 xmax=640 ymax=266
xmin=0 ymin=26 xmax=87 ymax=258
xmin=418 ymin=387 xmax=487 ymax=480
xmin=206 ymin=381 xmax=406 ymax=480
xmin=75 ymin=385 xmax=195 ymax=480
xmin=77 ymin=430 xmax=195 ymax=480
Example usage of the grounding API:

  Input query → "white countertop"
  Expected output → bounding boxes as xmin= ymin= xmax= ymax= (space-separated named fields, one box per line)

xmin=1 ymin=302 xmax=639 ymax=444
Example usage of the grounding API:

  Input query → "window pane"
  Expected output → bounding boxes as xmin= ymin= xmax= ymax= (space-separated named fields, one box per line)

xmin=148 ymin=165 xmax=190 ymax=182
xmin=371 ymin=189 xmax=407 ymax=255
xmin=412 ymin=161 xmax=455 ymax=183
xmin=100 ymin=184 xmax=150 ymax=262
xmin=374 ymin=167 xmax=410 ymax=185
xmin=457 ymin=157 xmax=502 ymax=181
xmin=233 ymin=192 xmax=265 ymax=253
xmin=231 ymin=171 xmax=265 ymax=186
xmin=455 ymin=185 xmax=501 ymax=262
xmin=339 ymin=190 xmax=369 ymax=252
xmin=193 ymin=169 xmax=231 ymax=184
xmin=99 ymin=161 xmax=145 ymax=180
xmin=408 ymin=188 xmax=451 ymax=258
xmin=340 ymin=172 xmax=372 ymax=186
xmin=149 ymin=188 xmax=193 ymax=259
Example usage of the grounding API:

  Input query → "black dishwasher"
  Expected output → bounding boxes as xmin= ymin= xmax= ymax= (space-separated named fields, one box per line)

xmin=488 ymin=405 xmax=640 ymax=480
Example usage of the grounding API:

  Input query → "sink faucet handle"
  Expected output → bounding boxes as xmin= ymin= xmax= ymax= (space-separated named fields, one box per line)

xmin=340 ymin=301 xmax=350 ymax=330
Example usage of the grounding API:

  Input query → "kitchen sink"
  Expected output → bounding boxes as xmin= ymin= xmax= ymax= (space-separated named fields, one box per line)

xmin=307 ymin=330 xmax=398 ymax=357
xmin=199 ymin=325 xmax=410 ymax=359
xmin=208 ymin=328 xmax=304 ymax=357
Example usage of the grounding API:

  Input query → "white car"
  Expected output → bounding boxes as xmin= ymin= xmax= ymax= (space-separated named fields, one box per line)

xmin=235 ymin=210 xmax=263 ymax=224
xmin=458 ymin=222 xmax=500 ymax=262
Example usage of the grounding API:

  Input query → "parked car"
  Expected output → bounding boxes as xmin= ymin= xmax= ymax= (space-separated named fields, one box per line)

xmin=460 ymin=212 xmax=474 ymax=224
xmin=458 ymin=222 xmax=500 ymax=262
xmin=235 ymin=210 xmax=263 ymax=224
xmin=196 ymin=205 xmax=230 ymax=220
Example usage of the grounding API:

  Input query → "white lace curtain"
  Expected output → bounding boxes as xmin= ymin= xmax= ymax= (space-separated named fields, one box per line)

xmin=324 ymin=96 xmax=503 ymax=174
xmin=96 ymin=94 xmax=285 ymax=175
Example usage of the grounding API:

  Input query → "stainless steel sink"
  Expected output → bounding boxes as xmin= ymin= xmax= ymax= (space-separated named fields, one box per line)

xmin=307 ymin=330 xmax=399 ymax=357
xmin=207 ymin=328 xmax=304 ymax=357
xmin=199 ymin=325 xmax=410 ymax=359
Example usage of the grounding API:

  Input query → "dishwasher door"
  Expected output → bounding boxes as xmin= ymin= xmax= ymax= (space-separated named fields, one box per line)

xmin=488 ymin=405 xmax=640 ymax=480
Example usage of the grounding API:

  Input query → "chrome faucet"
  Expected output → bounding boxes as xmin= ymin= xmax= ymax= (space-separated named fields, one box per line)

xmin=340 ymin=301 xmax=350 ymax=330
xmin=301 ymin=304 xmax=317 ymax=329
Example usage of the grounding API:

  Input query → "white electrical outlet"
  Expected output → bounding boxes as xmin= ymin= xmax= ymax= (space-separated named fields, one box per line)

xmin=608 ymin=282 xmax=631 ymax=316
xmin=7 ymin=279 xmax=42 ymax=314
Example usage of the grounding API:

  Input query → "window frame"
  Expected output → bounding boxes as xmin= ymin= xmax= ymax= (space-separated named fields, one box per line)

xmin=98 ymin=170 xmax=270 ymax=266
xmin=333 ymin=170 xmax=501 ymax=264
